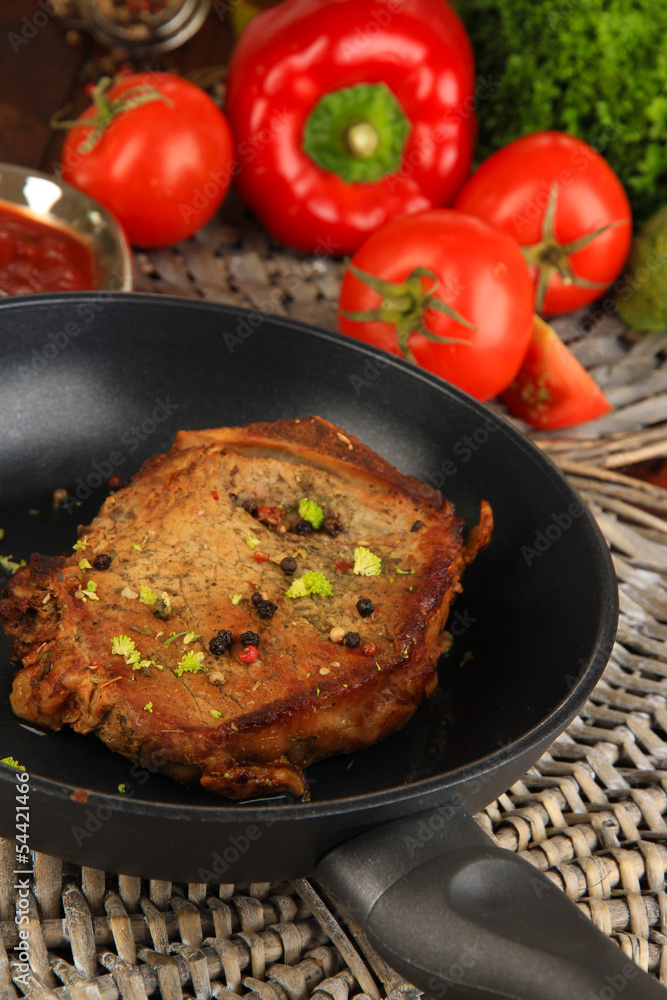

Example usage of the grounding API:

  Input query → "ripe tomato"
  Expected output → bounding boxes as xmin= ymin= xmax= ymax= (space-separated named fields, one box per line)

xmin=501 ymin=315 xmax=611 ymax=429
xmin=59 ymin=73 xmax=234 ymax=248
xmin=338 ymin=210 xmax=534 ymax=401
xmin=454 ymin=131 xmax=632 ymax=316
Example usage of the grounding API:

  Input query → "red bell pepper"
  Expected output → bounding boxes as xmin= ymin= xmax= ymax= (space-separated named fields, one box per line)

xmin=225 ymin=0 xmax=476 ymax=254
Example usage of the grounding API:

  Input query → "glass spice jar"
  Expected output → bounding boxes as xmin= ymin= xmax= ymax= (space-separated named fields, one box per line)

xmin=75 ymin=0 xmax=211 ymax=54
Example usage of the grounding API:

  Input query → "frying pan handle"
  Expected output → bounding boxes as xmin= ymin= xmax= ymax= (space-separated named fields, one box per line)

xmin=316 ymin=806 xmax=666 ymax=1000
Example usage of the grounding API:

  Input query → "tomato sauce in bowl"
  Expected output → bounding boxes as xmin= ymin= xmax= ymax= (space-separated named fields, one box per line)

xmin=0 ymin=201 xmax=96 ymax=295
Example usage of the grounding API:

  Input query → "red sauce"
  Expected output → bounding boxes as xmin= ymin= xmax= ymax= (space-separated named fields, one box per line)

xmin=0 ymin=201 xmax=96 ymax=295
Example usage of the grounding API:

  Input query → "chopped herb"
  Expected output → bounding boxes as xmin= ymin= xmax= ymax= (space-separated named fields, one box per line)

xmin=118 ymin=783 xmax=127 ymax=793
xmin=78 ymin=580 xmax=99 ymax=602
xmin=285 ymin=570 xmax=333 ymax=599
xmin=0 ymin=529 xmax=3 ymax=540
xmin=1 ymin=756 xmax=24 ymax=769
xmin=229 ymin=593 xmax=243 ymax=605
xmin=78 ymin=558 xmax=92 ymax=570
xmin=73 ymin=537 xmax=88 ymax=552
xmin=182 ymin=631 xmax=201 ymax=644
xmin=396 ymin=567 xmax=415 ymax=575
xmin=174 ymin=651 xmax=205 ymax=676
xmin=132 ymin=543 xmax=143 ymax=551
xmin=163 ymin=631 xmax=190 ymax=646
xmin=353 ymin=546 xmax=382 ymax=576
xmin=140 ymin=585 xmax=158 ymax=606
xmin=143 ymin=702 xmax=153 ymax=712
xmin=0 ymin=555 xmax=26 ymax=576
xmin=298 ymin=498 xmax=324 ymax=529
xmin=111 ymin=634 xmax=141 ymax=666
xmin=211 ymin=709 xmax=222 ymax=719
xmin=246 ymin=535 xmax=260 ymax=549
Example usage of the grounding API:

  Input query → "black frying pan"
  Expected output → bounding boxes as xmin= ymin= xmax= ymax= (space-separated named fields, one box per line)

xmin=0 ymin=294 xmax=661 ymax=1000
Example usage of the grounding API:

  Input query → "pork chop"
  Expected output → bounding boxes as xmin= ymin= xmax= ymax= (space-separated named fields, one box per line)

xmin=1 ymin=417 xmax=492 ymax=799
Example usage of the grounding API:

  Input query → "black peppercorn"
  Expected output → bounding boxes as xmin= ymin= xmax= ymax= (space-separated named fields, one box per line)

xmin=92 ymin=553 xmax=112 ymax=571
xmin=294 ymin=519 xmax=313 ymax=536
xmin=343 ymin=631 xmax=361 ymax=648
xmin=209 ymin=630 xmax=233 ymax=655
xmin=356 ymin=598 xmax=374 ymax=617
xmin=251 ymin=592 xmax=263 ymax=606
xmin=240 ymin=630 xmax=260 ymax=647
xmin=241 ymin=499 xmax=259 ymax=517
xmin=280 ymin=556 xmax=298 ymax=576
xmin=410 ymin=520 xmax=423 ymax=532
xmin=256 ymin=599 xmax=277 ymax=620
xmin=108 ymin=475 xmax=128 ymax=492
xmin=323 ymin=516 xmax=343 ymax=537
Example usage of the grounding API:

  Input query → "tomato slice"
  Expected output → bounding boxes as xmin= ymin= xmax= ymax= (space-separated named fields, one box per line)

xmin=501 ymin=315 xmax=611 ymax=430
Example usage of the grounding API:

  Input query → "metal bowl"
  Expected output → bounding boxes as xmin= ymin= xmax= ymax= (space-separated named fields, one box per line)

xmin=0 ymin=162 xmax=133 ymax=293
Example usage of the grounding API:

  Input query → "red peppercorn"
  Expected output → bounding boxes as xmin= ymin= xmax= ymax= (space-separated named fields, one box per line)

xmin=359 ymin=643 xmax=378 ymax=657
xmin=108 ymin=475 xmax=128 ymax=492
xmin=258 ymin=506 xmax=272 ymax=519
xmin=211 ymin=491 xmax=220 ymax=501
xmin=239 ymin=645 xmax=258 ymax=663
xmin=334 ymin=560 xmax=353 ymax=572
xmin=253 ymin=551 xmax=269 ymax=562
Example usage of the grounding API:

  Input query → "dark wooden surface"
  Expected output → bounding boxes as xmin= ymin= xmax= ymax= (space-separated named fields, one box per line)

xmin=0 ymin=1 xmax=234 ymax=172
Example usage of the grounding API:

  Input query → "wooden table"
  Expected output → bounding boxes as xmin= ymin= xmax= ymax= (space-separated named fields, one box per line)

xmin=0 ymin=1 xmax=234 ymax=171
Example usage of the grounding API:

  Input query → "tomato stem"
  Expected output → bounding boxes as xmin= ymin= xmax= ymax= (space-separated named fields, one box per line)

xmin=342 ymin=263 xmax=475 ymax=362
xmin=522 ymin=181 xmax=629 ymax=312
xmin=50 ymin=76 xmax=173 ymax=155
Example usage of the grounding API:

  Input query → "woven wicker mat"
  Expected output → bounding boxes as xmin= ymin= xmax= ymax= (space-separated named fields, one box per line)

xmin=4 ymin=217 xmax=667 ymax=995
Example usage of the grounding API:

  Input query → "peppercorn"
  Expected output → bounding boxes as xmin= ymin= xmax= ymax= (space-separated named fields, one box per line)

xmin=240 ymin=630 xmax=260 ymax=647
xmin=209 ymin=630 xmax=233 ymax=655
xmin=280 ymin=556 xmax=297 ymax=576
xmin=239 ymin=645 xmax=258 ymax=663
xmin=356 ymin=598 xmax=374 ymax=617
xmin=294 ymin=519 xmax=313 ymax=536
xmin=323 ymin=515 xmax=343 ymax=537
xmin=251 ymin=592 xmax=263 ymax=606
xmin=108 ymin=475 xmax=128 ymax=492
xmin=241 ymin=499 xmax=259 ymax=517
xmin=256 ymin=599 xmax=277 ymax=620
xmin=92 ymin=553 xmax=112 ymax=571
xmin=342 ymin=631 xmax=361 ymax=648
xmin=410 ymin=520 xmax=423 ymax=532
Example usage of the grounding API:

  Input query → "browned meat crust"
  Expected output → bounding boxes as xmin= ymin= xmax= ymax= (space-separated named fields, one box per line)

xmin=0 ymin=417 xmax=492 ymax=799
